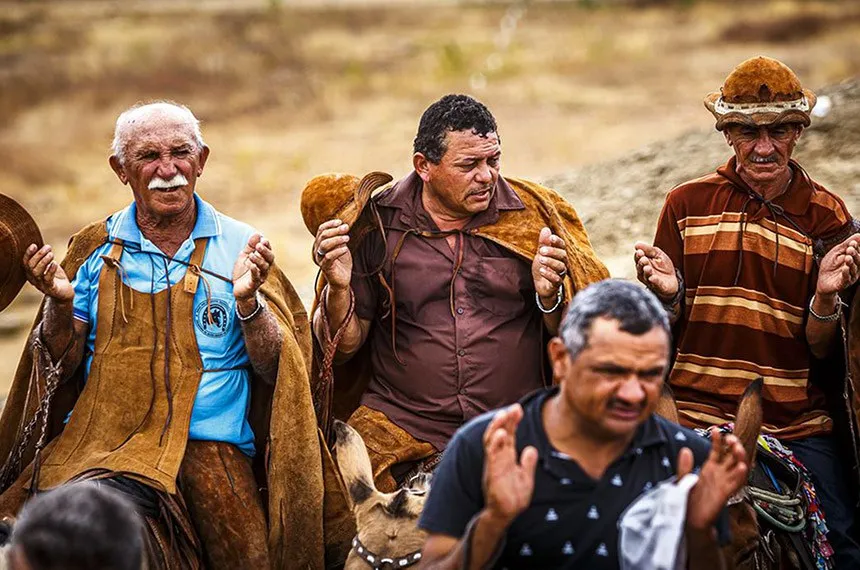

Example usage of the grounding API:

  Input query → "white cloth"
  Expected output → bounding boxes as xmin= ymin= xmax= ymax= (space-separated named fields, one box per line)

xmin=618 ymin=473 xmax=700 ymax=570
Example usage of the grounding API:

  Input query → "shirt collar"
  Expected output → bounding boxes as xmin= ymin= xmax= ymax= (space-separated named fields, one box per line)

xmin=717 ymin=156 xmax=814 ymax=217
xmin=526 ymin=387 xmax=668 ymax=478
xmin=376 ymin=171 xmax=525 ymax=230
xmin=109 ymin=194 xmax=221 ymax=243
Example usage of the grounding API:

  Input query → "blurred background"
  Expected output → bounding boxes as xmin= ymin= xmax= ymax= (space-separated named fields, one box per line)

xmin=1 ymin=0 xmax=859 ymax=395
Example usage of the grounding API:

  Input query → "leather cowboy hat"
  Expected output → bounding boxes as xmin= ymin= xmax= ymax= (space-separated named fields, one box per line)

xmin=300 ymin=171 xmax=394 ymax=236
xmin=704 ymin=56 xmax=817 ymax=131
xmin=0 ymin=194 xmax=43 ymax=312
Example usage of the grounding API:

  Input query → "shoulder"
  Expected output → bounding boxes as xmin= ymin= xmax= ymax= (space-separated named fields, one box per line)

xmin=665 ymin=171 xmax=727 ymax=204
xmin=806 ymin=178 xmax=851 ymax=234
xmin=503 ymin=176 xmax=566 ymax=206
xmin=651 ymin=415 xmax=711 ymax=463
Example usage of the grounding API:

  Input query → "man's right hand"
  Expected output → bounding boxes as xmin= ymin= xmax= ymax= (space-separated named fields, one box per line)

xmin=23 ymin=244 xmax=74 ymax=302
xmin=481 ymin=404 xmax=538 ymax=526
xmin=634 ymin=242 xmax=679 ymax=300
xmin=313 ymin=219 xmax=353 ymax=290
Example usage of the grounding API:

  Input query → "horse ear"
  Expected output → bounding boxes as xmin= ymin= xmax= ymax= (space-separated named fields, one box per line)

xmin=654 ymin=382 xmax=680 ymax=424
xmin=333 ymin=420 xmax=378 ymax=509
xmin=734 ymin=378 xmax=764 ymax=467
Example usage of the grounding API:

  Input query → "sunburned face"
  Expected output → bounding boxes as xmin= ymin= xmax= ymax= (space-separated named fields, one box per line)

xmin=415 ymin=129 xmax=501 ymax=221
xmin=724 ymin=123 xmax=802 ymax=187
xmin=109 ymin=116 xmax=209 ymax=222
xmin=551 ymin=318 xmax=669 ymax=441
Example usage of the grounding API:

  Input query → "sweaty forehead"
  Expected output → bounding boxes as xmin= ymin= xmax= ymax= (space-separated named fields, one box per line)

xmin=443 ymin=129 xmax=500 ymax=157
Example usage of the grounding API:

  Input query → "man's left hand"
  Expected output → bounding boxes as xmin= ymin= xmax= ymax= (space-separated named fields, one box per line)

xmin=532 ymin=227 xmax=568 ymax=305
xmin=233 ymin=233 xmax=274 ymax=302
xmin=682 ymin=427 xmax=748 ymax=532
xmin=816 ymin=233 xmax=860 ymax=297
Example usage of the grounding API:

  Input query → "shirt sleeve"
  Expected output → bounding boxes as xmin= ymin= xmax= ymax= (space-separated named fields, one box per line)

xmin=351 ymin=232 xmax=384 ymax=321
xmin=653 ymin=192 xmax=685 ymax=274
xmin=418 ymin=426 xmax=485 ymax=538
xmin=71 ymin=255 xmax=96 ymax=324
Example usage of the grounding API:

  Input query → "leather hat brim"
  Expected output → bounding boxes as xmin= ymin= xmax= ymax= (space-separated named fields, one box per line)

xmin=0 ymin=194 xmax=43 ymax=313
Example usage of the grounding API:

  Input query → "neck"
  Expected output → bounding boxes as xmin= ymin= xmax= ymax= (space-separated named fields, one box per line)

xmin=421 ymin=184 xmax=472 ymax=232
xmin=737 ymin=165 xmax=793 ymax=201
xmin=543 ymin=393 xmax=635 ymax=480
xmin=136 ymin=200 xmax=197 ymax=258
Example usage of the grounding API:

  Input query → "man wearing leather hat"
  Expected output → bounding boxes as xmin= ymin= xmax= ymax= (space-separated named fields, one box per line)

xmin=302 ymin=93 xmax=609 ymax=506
xmin=635 ymin=56 xmax=860 ymax=565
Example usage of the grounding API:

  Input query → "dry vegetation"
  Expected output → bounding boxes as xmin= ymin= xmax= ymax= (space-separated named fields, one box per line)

xmin=1 ymin=0 xmax=859 ymax=393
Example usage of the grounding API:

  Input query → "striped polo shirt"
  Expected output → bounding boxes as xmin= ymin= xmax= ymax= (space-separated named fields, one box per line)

xmin=655 ymin=157 xmax=852 ymax=440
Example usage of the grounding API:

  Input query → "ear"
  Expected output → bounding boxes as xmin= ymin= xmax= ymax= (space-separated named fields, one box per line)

xmin=547 ymin=337 xmax=569 ymax=383
xmin=333 ymin=420 xmax=378 ymax=510
xmin=413 ymin=152 xmax=432 ymax=184
xmin=654 ymin=382 xmax=680 ymax=424
xmin=197 ymin=145 xmax=210 ymax=177
xmin=723 ymin=130 xmax=733 ymax=147
xmin=109 ymin=155 xmax=129 ymax=185
xmin=734 ymin=378 xmax=763 ymax=467
xmin=794 ymin=125 xmax=804 ymax=143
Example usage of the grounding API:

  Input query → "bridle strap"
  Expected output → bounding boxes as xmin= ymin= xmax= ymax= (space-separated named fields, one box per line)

xmin=351 ymin=536 xmax=423 ymax=569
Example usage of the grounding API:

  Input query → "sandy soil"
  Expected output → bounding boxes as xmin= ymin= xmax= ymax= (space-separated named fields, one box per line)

xmin=1 ymin=0 xmax=859 ymax=395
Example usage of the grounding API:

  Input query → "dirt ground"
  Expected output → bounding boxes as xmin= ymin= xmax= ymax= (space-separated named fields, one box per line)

xmin=1 ymin=0 xmax=859 ymax=395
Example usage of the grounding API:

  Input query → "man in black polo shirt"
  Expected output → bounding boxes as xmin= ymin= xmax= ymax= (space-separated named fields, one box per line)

xmin=418 ymin=279 xmax=748 ymax=569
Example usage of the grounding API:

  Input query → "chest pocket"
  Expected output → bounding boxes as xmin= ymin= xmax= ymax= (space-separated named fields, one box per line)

xmin=470 ymin=256 xmax=532 ymax=317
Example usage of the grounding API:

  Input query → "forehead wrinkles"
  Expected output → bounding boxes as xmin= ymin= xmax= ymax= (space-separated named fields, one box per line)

xmin=445 ymin=131 xmax=500 ymax=159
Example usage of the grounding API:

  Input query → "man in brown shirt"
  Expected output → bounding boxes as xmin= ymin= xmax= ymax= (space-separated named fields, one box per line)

xmin=311 ymin=94 xmax=607 ymax=491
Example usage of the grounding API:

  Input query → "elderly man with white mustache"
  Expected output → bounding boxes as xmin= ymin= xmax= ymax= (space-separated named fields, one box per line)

xmin=0 ymin=101 xmax=320 ymax=569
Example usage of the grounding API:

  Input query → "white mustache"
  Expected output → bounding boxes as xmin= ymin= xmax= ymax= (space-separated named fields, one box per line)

xmin=148 ymin=174 xmax=189 ymax=190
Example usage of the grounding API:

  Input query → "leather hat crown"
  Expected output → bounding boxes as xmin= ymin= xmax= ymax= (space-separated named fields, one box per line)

xmin=0 ymin=194 xmax=43 ymax=312
xmin=704 ymin=56 xmax=816 ymax=131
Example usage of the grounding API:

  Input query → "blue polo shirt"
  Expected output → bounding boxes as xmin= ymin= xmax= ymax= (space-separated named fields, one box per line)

xmin=71 ymin=194 xmax=257 ymax=456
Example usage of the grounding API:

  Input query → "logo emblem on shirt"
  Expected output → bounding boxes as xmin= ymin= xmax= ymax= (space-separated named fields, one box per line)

xmin=611 ymin=474 xmax=623 ymax=487
xmin=662 ymin=456 xmax=672 ymax=469
xmin=562 ymin=542 xmax=574 ymax=555
xmin=560 ymin=478 xmax=572 ymax=486
xmin=643 ymin=481 xmax=653 ymax=492
xmin=194 ymin=298 xmax=231 ymax=338
xmin=596 ymin=543 xmax=609 ymax=557
xmin=519 ymin=544 xmax=532 ymax=557
xmin=587 ymin=506 xmax=599 ymax=520
xmin=674 ymin=431 xmax=687 ymax=441
xmin=545 ymin=508 xmax=559 ymax=522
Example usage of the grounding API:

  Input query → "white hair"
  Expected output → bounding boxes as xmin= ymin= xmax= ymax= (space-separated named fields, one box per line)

xmin=111 ymin=101 xmax=205 ymax=164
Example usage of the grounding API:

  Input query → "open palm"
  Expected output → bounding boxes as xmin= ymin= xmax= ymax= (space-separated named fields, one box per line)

xmin=482 ymin=405 xmax=538 ymax=523
xmin=817 ymin=234 xmax=860 ymax=296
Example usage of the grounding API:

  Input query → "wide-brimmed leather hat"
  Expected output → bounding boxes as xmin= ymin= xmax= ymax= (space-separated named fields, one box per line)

xmin=704 ymin=56 xmax=817 ymax=131
xmin=300 ymin=171 xmax=394 ymax=236
xmin=0 ymin=194 xmax=43 ymax=312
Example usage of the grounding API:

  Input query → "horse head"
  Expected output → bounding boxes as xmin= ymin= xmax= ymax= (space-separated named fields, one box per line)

xmin=656 ymin=378 xmax=800 ymax=569
xmin=333 ymin=420 xmax=429 ymax=570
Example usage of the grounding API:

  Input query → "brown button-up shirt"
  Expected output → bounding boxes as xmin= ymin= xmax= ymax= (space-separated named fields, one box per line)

xmin=352 ymin=172 xmax=546 ymax=450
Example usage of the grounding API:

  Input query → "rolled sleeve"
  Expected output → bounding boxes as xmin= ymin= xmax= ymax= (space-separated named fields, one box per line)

xmin=71 ymin=256 xmax=96 ymax=324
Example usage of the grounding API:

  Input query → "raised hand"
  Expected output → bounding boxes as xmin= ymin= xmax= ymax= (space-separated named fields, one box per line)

xmin=482 ymin=404 xmax=539 ymax=525
xmin=532 ymin=227 xmax=568 ymax=305
xmin=681 ymin=427 xmax=748 ymax=531
xmin=816 ymin=233 xmax=860 ymax=297
xmin=634 ymin=242 xmax=679 ymax=299
xmin=23 ymin=244 xmax=74 ymax=302
xmin=233 ymin=233 xmax=274 ymax=301
xmin=313 ymin=218 xmax=352 ymax=291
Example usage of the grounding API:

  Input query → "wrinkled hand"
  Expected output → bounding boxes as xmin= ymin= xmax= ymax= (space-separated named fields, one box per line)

xmin=532 ymin=227 xmax=568 ymax=305
xmin=313 ymin=219 xmax=352 ymax=291
xmin=482 ymin=404 xmax=538 ymax=525
xmin=816 ymin=233 xmax=860 ymax=297
xmin=634 ymin=242 xmax=679 ymax=299
xmin=681 ymin=427 xmax=748 ymax=531
xmin=233 ymin=234 xmax=273 ymax=301
xmin=23 ymin=244 xmax=74 ymax=302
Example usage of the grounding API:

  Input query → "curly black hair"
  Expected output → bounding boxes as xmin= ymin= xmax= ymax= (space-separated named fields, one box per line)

xmin=413 ymin=94 xmax=499 ymax=164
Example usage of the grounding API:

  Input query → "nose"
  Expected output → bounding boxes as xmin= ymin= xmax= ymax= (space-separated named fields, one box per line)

xmin=474 ymin=161 xmax=492 ymax=184
xmin=616 ymin=376 xmax=647 ymax=406
xmin=155 ymin=153 xmax=179 ymax=179
xmin=753 ymin=130 xmax=776 ymax=156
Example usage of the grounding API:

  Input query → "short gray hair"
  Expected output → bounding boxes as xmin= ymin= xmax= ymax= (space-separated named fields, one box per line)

xmin=111 ymin=101 xmax=204 ymax=164
xmin=560 ymin=279 xmax=670 ymax=360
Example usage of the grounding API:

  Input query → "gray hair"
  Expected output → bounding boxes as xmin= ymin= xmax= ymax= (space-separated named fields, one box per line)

xmin=560 ymin=279 xmax=670 ymax=360
xmin=111 ymin=101 xmax=205 ymax=164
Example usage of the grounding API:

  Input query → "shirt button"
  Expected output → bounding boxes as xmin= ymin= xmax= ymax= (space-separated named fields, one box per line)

xmin=456 ymin=307 xmax=464 ymax=315
xmin=457 ymin=349 xmax=465 ymax=357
